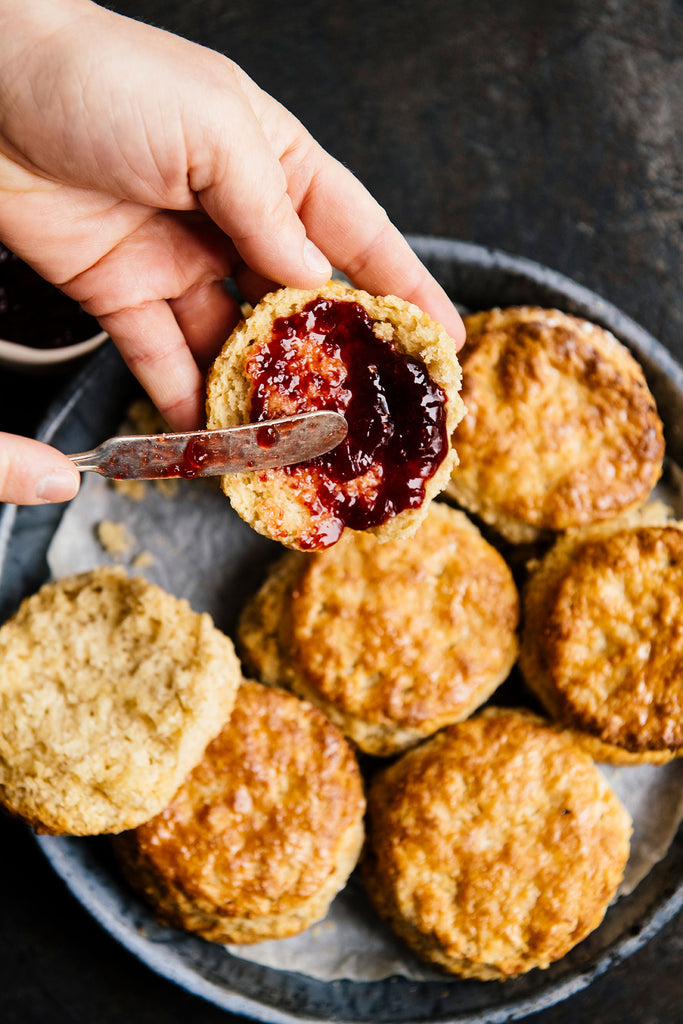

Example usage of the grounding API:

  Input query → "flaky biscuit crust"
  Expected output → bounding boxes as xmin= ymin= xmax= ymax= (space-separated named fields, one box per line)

xmin=446 ymin=307 xmax=664 ymax=543
xmin=238 ymin=503 xmax=519 ymax=755
xmin=520 ymin=507 xmax=683 ymax=760
xmin=361 ymin=708 xmax=631 ymax=979
xmin=114 ymin=681 xmax=365 ymax=943
xmin=0 ymin=568 xmax=240 ymax=835
xmin=206 ymin=280 xmax=464 ymax=550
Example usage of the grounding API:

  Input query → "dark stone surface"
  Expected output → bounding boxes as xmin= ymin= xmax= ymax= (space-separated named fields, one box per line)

xmin=1 ymin=1 xmax=683 ymax=1021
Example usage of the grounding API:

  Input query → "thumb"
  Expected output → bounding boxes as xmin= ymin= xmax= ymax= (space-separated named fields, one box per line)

xmin=0 ymin=433 xmax=81 ymax=505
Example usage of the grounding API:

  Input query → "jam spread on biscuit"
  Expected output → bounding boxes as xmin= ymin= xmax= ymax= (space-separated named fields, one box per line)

xmin=246 ymin=297 xmax=448 ymax=549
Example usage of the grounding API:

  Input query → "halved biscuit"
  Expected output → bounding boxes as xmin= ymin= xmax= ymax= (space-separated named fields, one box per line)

xmin=206 ymin=280 xmax=465 ymax=550
xmin=446 ymin=306 xmax=664 ymax=543
xmin=238 ymin=502 xmax=519 ymax=756
xmin=114 ymin=680 xmax=365 ymax=943
xmin=0 ymin=567 xmax=240 ymax=835
xmin=361 ymin=708 xmax=631 ymax=979
xmin=519 ymin=505 xmax=683 ymax=762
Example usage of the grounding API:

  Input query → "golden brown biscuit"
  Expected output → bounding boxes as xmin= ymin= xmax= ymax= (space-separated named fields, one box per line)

xmin=238 ymin=502 xmax=519 ymax=756
xmin=206 ymin=280 xmax=465 ymax=550
xmin=446 ymin=306 xmax=664 ymax=543
xmin=0 ymin=567 xmax=240 ymax=835
xmin=114 ymin=680 xmax=365 ymax=943
xmin=519 ymin=505 xmax=683 ymax=762
xmin=361 ymin=708 xmax=631 ymax=980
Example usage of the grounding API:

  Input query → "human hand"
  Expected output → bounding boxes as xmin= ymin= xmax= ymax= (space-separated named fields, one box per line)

xmin=0 ymin=0 xmax=464 ymax=505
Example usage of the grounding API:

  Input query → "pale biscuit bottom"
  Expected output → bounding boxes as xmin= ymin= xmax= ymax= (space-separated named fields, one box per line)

xmin=0 ymin=567 xmax=240 ymax=835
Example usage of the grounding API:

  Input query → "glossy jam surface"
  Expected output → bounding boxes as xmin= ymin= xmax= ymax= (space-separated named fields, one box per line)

xmin=0 ymin=245 xmax=100 ymax=348
xmin=180 ymin=438 xmax=212 ymax=477
xmin=246 ymin=298 xmax=448 ymax=548
xmin=256 ymin=425 xmax=279 ymax=449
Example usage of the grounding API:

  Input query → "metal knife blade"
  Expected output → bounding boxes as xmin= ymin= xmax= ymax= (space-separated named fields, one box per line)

xmin=67 ymin=411 xmax=348 ymax=480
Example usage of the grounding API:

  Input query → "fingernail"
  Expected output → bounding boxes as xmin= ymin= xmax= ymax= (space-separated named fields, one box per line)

xmin=303 ymin=238 xmax=331 ymax=277
xmin=35 ymin=470 xmax=80 ymax=503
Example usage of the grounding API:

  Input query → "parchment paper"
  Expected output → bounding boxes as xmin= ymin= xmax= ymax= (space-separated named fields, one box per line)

xmin=47 ymin=444 xmax=683 ymax=983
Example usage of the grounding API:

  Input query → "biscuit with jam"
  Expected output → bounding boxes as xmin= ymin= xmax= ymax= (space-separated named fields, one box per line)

xmin=206 ymin=280 xmax=465 ymax=550
xmin=446 ymin=306 xmax=664 ymax=543
xmin=361 ymin=708 xmax=631 ymax=979
xmin=238 ymin=502 xmax=519 ymax=756
xmin=114 ymin=680 xmax=365 ymax=943
xmin=519 ymin=504 xmax=683 ymax=763
xmin=0 ymin=567 xmax=240 ymax=835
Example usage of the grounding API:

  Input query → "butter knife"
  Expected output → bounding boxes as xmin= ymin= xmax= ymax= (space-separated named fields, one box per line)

xmin=67 ymin=411 xmax=348 ymax=480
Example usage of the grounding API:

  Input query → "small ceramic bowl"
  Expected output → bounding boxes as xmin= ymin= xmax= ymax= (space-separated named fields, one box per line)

xmin=0 ymin=329 xmax=109 ymax=371
xmin=0 ymin=244 xmax=109 ymax=371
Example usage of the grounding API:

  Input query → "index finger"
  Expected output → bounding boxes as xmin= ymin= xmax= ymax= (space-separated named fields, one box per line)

xmin=292 ymin=145 xmax=465 ymax=349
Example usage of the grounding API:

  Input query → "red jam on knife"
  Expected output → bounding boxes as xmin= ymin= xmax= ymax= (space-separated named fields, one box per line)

xmin=109 ymin=437 xmax=211 ymax=480
xmin=246 ymin=297 xmax=449 ymax=549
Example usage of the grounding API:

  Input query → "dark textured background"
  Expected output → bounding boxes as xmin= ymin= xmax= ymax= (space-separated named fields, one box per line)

xmin=2 ymin=1 xmax=683 ymax=1021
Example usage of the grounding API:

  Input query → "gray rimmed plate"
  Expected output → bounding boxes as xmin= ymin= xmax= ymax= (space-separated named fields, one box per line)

xmin=2 ymin=237 xmax=683 ymax=1024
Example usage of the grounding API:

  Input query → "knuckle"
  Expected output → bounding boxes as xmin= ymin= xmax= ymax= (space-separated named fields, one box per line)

xmin=343 ymin=219 xmax=393 ymax=282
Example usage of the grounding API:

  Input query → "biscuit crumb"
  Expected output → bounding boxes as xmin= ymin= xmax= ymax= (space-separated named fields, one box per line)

xmin=154 ymin=478 xmax=180 ymax=498
xmin=112 ymin=479 xmax=147 ymax=501
xmin=132 ymin=550 xmax=155 ymax=569
xmin=126 ymin=398 xmax=169 ymax=436
xmin=96 ymin=520 xmax=134 ymax=556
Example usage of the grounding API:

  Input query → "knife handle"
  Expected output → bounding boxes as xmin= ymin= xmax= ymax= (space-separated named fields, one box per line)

xmin=68 ymin=447 xmax=108 ymax=473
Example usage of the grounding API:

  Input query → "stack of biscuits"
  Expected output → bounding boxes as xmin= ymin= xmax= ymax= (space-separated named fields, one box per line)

xmin=0 ymin=288 xmax=676 ymax=984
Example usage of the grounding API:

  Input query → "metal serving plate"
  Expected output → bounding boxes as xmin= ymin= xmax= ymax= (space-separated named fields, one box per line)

xmin=2 ymin=237 xmax=683 ymax=1024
